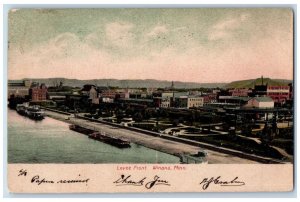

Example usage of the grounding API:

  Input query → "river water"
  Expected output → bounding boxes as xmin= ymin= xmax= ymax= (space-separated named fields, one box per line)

xmin=8 ymin=109 xmax=180 ymax=164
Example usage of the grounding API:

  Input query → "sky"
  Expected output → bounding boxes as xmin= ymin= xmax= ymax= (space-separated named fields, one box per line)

xmin=8 ymin=8 xmax=293 ymax=83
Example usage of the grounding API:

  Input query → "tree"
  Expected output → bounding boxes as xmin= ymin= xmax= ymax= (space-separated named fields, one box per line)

xmin=133 ymin=112 xmax=143 ymax=122
xmin=115 ymin=109 xmax=124 ymax=123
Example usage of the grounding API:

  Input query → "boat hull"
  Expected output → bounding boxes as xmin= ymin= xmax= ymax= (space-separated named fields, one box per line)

xmin=69 ymin=124 xmax=131 ymax=148
xmin=89 ymin=135 xmax=131 ymax=148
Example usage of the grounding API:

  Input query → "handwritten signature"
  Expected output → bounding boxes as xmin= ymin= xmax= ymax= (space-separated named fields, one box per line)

xmin=200 ymin=176 xmax=245 ymax=190
xmin=114 ymin=174 xmax=170 ymax=189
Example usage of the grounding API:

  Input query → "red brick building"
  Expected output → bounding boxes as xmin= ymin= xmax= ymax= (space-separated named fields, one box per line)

xmin=101 ymin=90 xmax=117 ymax=99
xmin=229 ymin=88 xmax=252 ymax=97
xmin=30 ymin=83 xmax=48 ymax=101
xmin=203 ymin=93 xmax=217 ymax=103
xmin=267 ymin=86 xmax=290 ymax=104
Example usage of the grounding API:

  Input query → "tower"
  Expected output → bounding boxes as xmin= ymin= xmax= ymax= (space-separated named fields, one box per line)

xmin=171 ymin=81 xmax=174 ymax=89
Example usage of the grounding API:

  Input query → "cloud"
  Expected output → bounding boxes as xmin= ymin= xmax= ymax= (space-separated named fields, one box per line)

xmin=208 ymin=13 xmax=250 ymax=41
xmin=8 ymin=32 xmax=113 ymax=79
xmin=8 ymin=11 xmax=292 ymax=83
xmin=8 ymin=29 xmax=293 ymax=83
xmin=105 ymin=21 xmax=135 ymax=48
xmin=147 ymin=25 xmax=169 ymax=38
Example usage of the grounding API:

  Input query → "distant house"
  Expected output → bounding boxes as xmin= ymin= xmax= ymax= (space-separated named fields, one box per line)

xmin=244 ymin=97 xmax=274 ymax=108
xmin=81 ymin=84 xmax=99 ymax=104
xmin=102 ymin=97 xmax=114 ymax=103
xmin=229 ymin=88 xmax=252 ymax=97
xmin=8 ymin=79 xmax=32 ymax=98
xmin=187 ymin=97 xmax=204 ymax=108
xmin=218 ymin=96 xmax=251 ymax=107
xmin=203 ymin=93 xmax=217 ymax=104
xmin=117 ymin=98 xmax=154 ymax=108
xmin=29 ymin=83 xmax=48 ymax=101
xmin=101 ymin=90 xmax=117 ymax=99
xmin=174 ymin=96 xmax=204 ymax=109
xmin=81 ymin=84 xmax=96 ymax=96
xmin=160 ymin=97 xmax=171 ymax=108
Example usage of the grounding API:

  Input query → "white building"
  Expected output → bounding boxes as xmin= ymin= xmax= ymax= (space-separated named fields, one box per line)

xmin=160 ymin=97 xmax=171 ymax=108
xmin=187 ymin=97 xmax=204 ymax=108
xmin=8 ymin=80 xmax=31 ymax=98
xmin=244 ymin=97 xmax=274 ymax=108
xmin=175 ymin=96 xmax=204 ymax=109
xmin=102 ymin=97 xmax=114 ymax=103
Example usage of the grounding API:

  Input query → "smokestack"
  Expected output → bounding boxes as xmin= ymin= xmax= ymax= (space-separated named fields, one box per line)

xmin=261 ymin=75 xmax=264 ymax=85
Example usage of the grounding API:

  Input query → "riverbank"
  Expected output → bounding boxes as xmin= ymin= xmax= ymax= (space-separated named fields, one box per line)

xmin=8 ymin=109 xmax=180 ymax=164
xmin=43 ymin=109 xmax=261 ymax=164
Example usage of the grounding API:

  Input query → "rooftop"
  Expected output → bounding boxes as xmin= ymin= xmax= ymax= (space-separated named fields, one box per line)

xmin=252 ymin=97 xmax=274 ymax=102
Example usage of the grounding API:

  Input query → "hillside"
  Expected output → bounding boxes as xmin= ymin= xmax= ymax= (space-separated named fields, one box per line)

xmin=19 ymin=78 xmax=227 ymax=89
xmin=224 ymin=78 xmax=292 ymax=89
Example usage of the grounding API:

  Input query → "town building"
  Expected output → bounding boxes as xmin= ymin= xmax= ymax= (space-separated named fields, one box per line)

xmin=244 ymin=97 xmax=274 ymax=108
xmin=288 ymin=83 xmax=293 ymax=100
xmin=229 ymin=88 xmax=252 ymax=97
xmin=117 ymin=92 xmax=130 ymax=99
xmin=253 ymin=76 xmax=268 ymax=96
xmin=81 ymin=84 xmax=95 ymax=95
xmin=81 ymin=84 xmax=99 ymax=104
xmin=65 ymin=94 xmax=89 ymax=110
xmin=102 ymin=97 xmax=114 ymax=103
xmin=29 ymin=83 xmax=48 ymax=101
xmin=174 ymin=96 xmax=188 ymax=108
xmin=160 ymin=97 xmax=171 ymax=108
xmin=203 ymin=93 xmax=218 ymax=104
xmin=153 ymin=91 xmax=188 ymax=108
xmin=8 ymin=79 xmax=32 ymax=98
xmin=187 ymin=97 xmax=204 ymax=108
xmin=117 ymin=98 xmax=154 ymax=108
xmin=218 ymin=96 xmax=251 ymax=107
xmin=267 ymin=86 xmax=290 ymax=105
xmin=174 ymin=96 xmax=204 ymax=109
xmin=101 ymin=90 xmax=117 ymax=99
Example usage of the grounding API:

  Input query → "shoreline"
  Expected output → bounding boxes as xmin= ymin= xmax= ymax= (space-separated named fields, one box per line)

xmin=43 ymin=109 xmax=261 ymax=164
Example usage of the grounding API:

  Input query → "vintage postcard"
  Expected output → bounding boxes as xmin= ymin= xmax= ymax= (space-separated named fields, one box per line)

xmin=7 ymin=8 xmax=294 ymax=193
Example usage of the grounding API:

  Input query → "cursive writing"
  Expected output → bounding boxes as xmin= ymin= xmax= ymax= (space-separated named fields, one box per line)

xmin=31 ymin=175 xmax=55 ymax=185
xmin=145 ymin=175 xmax=170 ymax=189
xmin=30 ymin=174 xmax=89 ymax=186
xmin=114 ymin=174 xmax=170 ymax=189
xmin=200 ymin=176 xmax=245 ymax=190
xmin=114 ymin=175 xmax=146 ymax=186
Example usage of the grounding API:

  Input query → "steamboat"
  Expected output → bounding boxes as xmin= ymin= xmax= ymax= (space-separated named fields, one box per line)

xmin=16 ymin=103 xmax=45 ymax=120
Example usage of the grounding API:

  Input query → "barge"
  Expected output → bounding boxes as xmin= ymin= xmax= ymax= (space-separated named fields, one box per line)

xmin=69 ymin=124 xmax=95 ymax=135
xmin=88 ymin=132 xmax=131 ymax=148
xmin=69 ymin=124 xmax=131 ymax=148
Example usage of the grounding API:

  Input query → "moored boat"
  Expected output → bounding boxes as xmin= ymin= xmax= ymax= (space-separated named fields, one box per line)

xmin=25 ymin=105 xmax=45 ymax=120
xmin=69 ymin=124 xmax=95 ymax=135
xmin=89 ymin=131 xmax=131 ymax=148
xmin=16 ymin=103 xmax=29 ymax=116
xmin=16 ymin=103 xmax=44 ymax=120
